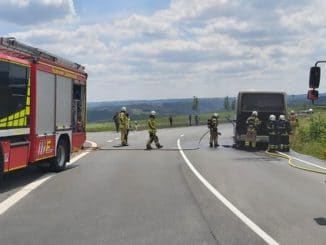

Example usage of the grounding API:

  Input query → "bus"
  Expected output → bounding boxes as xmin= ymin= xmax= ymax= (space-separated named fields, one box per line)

xmin=234 ymin=91 xmax=287 ymax=148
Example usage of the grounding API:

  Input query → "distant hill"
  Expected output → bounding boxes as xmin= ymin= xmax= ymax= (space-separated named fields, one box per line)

xmin=87 ymin=93 xmax=326 ymax=123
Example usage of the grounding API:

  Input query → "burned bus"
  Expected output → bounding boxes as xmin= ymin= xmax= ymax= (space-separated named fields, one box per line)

xmin=233 ymin=91 xmax=287 ymax=148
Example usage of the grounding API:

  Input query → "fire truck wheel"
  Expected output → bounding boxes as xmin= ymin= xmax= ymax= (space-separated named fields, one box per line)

xmin=50 ymin=139 xmax=68 ymax=172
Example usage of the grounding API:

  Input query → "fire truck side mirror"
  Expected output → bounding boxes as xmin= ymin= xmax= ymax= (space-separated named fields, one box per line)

xmin=307 ymin=89 xmax=319 ymax=101
xmin=309 ymin=66 xmax=320 ymax=88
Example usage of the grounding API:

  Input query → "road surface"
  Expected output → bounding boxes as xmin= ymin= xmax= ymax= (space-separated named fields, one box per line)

xmin=0 ymin=124 xmax=325 ymax=245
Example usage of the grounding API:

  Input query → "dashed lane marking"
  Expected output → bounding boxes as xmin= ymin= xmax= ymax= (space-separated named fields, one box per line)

xmin=0 ymin=140 xmax=97 ymax=216
xmin=177 ymin=138 xmax=279 ymax=245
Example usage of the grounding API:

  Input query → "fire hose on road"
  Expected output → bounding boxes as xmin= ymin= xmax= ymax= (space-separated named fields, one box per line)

xmin=265 ymin=150 xmax=326 ymax=175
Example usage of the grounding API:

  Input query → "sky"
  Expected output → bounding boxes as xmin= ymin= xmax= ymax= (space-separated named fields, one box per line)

xmin=1 ymin=0 xmax=326 ymax=102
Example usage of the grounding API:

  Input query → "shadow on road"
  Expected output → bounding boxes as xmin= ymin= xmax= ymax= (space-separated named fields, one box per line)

xmin=0 ymin=165 xmax=46 ymax=194
xmin=0 ymin=163 xmax=79 ymax=195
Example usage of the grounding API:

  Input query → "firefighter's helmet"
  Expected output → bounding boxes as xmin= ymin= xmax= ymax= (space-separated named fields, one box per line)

xmin=150 ymin=110 xmax=156 ymax=116
xmin=213 ymin=113 xmax=218 ymax=117
xmin=291 ymin=110 xmax=295 ymax=114
xmin=252 ymin=111 xmax=258 ymax=116
xmin=121 ymin=106 xmax=126 ymax=112
xmin=279 ymin=115 xmax=285 ymax=120
xmin=269 ymin=114 xmax=276 ymax=121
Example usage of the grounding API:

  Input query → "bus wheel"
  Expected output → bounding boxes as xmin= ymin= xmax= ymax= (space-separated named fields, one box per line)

xmin=50 ymin=139 xmax=67 ymax=172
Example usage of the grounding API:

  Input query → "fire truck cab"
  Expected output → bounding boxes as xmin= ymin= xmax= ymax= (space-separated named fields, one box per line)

xmin=0 ymin=37 xmax=87 ymax=181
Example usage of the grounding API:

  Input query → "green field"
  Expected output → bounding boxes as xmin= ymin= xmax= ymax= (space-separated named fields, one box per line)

xmin=86 ymin=111 xmax=235 ymax=132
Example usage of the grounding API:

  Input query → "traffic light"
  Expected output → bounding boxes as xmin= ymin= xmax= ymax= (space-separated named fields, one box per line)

xmin=309 ymin=66 xmax=320 ymax=88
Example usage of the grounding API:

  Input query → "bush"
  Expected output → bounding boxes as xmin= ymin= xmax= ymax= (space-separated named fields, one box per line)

xmin=292 ymin=113 xmax=326 ymax=159
xmin=297 ymin=115 xmax=326 ymax=143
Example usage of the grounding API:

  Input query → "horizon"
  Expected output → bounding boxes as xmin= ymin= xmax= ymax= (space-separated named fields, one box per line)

xmin=1 ymin=1 xmax=326 ymax=101
xmin=87 ymin=92 xmax=326 ymax=104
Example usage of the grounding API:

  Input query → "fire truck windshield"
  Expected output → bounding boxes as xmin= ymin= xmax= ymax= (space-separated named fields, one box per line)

xmin=0 ymin=61 xmax=29 ymax=121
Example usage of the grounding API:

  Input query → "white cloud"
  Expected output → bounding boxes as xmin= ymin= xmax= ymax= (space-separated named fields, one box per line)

xmin=0 ymin=0 xmax=75 ymax=25
xmin=3 ymin=0 xmax=325 ymax=101
xmin=278 ymin=0 xmax=326 ymax=31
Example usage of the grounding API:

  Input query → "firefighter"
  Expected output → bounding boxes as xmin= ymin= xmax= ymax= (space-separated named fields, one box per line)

xmin=207 ymin=113 xmax=220 ymax=148
xmin=76 ymin=116 xmax=83 ymax=132
xmin=112 ymin=112 xmax=119 ymax=132
xmin=124 ymin=112 xmax=130 ymax=144
xmin=169 ymin=116 xmax=173 ymax=127
xmin=277 ymin=115 xmax=291 ymax=152
xmin=119 ymin=107 xmax=128 ymax=146
xmin=245 ymin=111 xmax=261 ymax=150
xmin=146 ymin=111 xmax=163 ymax=150
xmin=267 ymin=114 xmax=278 ymax=151
xmin=288 ymin=110 xmax=298 ymax=129
xmin=134 ymin=120 xmax=138 ymax=131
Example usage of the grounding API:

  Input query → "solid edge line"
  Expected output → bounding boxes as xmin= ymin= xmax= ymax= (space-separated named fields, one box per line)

xmin=177 ymin=139 xmax=279 ymax=245
xmin=0 ymin=174 xmax=53 ymax=215
xmin=0 ymin=140 xmax=98 ymax=216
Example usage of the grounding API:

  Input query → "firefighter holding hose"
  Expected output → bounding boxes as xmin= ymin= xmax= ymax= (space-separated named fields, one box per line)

xmin=146 ymin=111 xmax=163 ymax=150
xmin=207 ymin=113 xmax=220 ymax=148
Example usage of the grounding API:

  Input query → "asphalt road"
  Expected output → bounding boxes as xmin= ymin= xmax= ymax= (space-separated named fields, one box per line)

xmin=0 ymin=124 xmax=325 ymax=245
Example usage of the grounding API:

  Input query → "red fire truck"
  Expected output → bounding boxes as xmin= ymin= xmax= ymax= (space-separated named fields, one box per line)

xmin=0 ymin=37 xmax=87 ymax=181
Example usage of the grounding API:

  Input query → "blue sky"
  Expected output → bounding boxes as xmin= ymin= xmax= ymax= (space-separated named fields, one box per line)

xmin=0 ymin=0 xmax=326 ymax=102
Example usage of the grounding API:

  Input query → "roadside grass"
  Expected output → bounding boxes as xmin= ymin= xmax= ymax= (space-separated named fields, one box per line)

xmin=290 ymin=107 xmax=326 ymax=160
xmin=86 ymin=111 xmax=235 ymax=132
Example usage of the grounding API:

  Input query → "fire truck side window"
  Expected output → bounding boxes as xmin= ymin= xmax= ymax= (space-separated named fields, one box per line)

xmin=9 ymin=63 xmax=28 ymax=112
xmin=0 ymin=61 xmax=29 ymax=119
xmin=0 ymin=62 xmax=10 ymax=118
xmin=73 ymin=84 xmax=85 ymax=132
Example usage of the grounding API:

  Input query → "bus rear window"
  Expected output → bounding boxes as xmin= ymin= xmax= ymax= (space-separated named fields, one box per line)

xmin=241 ymin=94 xmax=285 ymax=111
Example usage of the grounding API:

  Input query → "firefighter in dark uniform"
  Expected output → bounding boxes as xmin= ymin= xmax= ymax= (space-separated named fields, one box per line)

xmin=207 ymin=113 xmax=220 ymax=148
xmin=146 ymin=111 xmax=163 ymax=150
xmin=277 ymin=114 xmax=291 ymax=152
xmin=124 ymin=112 xmax=130 ymax=145
xmin=267 ymin=114 xmax=278 ymax=151
xmin=245 ymin=111 xmax=261 ymax=150
xmin=119 ymin=107 xmax=128 ymax=146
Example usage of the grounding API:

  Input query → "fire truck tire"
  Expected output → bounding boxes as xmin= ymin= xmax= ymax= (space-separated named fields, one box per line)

xmin=50 ymin=139 xmax=68 ymax=172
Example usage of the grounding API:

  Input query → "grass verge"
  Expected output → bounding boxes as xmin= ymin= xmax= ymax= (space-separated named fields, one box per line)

xmin=290 ymin=108 xmax=326 ymax=160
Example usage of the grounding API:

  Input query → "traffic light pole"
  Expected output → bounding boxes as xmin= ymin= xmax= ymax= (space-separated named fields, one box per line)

xmin=314 ymin=60 xmax=326 ymax=66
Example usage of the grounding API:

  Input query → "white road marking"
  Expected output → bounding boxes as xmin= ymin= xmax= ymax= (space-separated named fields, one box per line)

xmin=0 ymin=140 xmax=97 ymax=216
xmin=180 ymin=134 xmax=184 ymax=137
xmin=114 ymin=137 xmax=119 ymax=140
xmin=278 ymin=152 xmax=326 ymax=171
xmin=177 ymin=139 xmax=279 ymax=245
xmin=106 ymin=140 xmax=114 ymax=143
xmin=0 ymin=174 xmax=53 ymax=215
